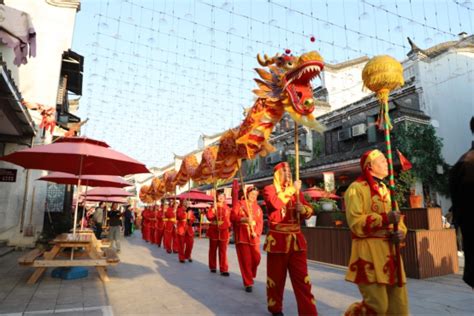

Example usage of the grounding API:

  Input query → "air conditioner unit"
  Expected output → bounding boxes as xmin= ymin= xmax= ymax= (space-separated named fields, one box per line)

xmin=265 ymin=152 xmax=283 ymax=165
xmin=352 ymin=123 xmax=367 ymax=137
xmin=337 ymin=128 xmax=352 ymax=141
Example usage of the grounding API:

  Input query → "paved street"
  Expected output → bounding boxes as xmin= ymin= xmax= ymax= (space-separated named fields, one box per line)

xmin=0 ymin=234 xmax=472 ymax=316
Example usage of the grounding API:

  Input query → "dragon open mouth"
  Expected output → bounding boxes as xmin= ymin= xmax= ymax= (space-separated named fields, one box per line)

xmin=284 ymin=60 xmax=324 ymax=115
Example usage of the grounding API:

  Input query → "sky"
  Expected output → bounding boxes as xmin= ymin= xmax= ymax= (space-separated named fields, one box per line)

xmin=72 ymin=0 xmax=473 ymax=169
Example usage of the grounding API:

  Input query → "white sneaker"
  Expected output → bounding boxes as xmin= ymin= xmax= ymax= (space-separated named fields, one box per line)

xmin=458 ymin=251 xmax=464 ymax=257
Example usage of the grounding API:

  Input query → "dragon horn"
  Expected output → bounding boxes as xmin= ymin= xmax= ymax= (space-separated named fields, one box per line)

xmin=257 ymin=53 xmax=278 ymax=67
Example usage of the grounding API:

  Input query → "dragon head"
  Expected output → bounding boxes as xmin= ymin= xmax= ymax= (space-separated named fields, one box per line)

xmin=255 ymin=51 xmax=325 ymax=132
xmin=257 ymin=51 xmax=324 ymax=116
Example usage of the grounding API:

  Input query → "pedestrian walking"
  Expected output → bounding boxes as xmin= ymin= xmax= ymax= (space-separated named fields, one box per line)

xmin=92 ymin=201 xmax=105 ymax=240
xmin=124 ymin=205 xmax=134 ymax=237
xmin=108 ymin=202 xmax=123 ymax=253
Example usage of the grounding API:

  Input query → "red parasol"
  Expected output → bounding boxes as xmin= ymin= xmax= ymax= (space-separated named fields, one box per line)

xmin=303 ymin=187 xmax=340 ymax=200
xmin=0 ymin=137 xmax=149 ymax=176
xmin=85 ymin=187 xmax=133 ymax=197
xmin=38 ymin=172 xmax=132 ymax=188
xmin=0 ymin=136 xmax=148 ymax=236
xmin=175 ymin=189 xmax=214 ymax=202
xmin=83 ymin=196 xmax=128 ymax=204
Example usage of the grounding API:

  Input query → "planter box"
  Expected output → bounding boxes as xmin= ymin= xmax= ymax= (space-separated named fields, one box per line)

xmin=303 ymin=227 xmax=352 ymax=267
xmin=401 ymin=229 xmax=459 ymax=278
xmin=302 ymin=225 xmax=458 ymax=279
xmin=315 ymin=211 xmax=348 ymax=227
xmin=401 ymin=207 xmax=443 ymax=230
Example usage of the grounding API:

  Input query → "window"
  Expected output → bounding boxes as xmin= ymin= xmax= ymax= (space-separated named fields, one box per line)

xmin=367 ymin=116 xmax=377 ymax=143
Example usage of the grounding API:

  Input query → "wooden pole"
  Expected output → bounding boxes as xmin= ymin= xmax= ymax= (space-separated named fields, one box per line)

xmin=238 ymin=161 xmax=256 ymax=237
xmin=381 ymin=102 xmax=403 ymax=288
xmin=294 ymin=122 xmax=301 ymax=223
xmin=294 ymin=122 xmax=300 ymax=202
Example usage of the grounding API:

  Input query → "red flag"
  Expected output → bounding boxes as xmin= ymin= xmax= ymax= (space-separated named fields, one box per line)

xmin=397 ymin=149 xmax=413 ymax=171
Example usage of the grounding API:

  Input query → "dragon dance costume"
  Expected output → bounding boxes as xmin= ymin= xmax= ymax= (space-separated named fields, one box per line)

xmin=344 ymin=149 xmax=409 ymax=315
xmin=231 ymin=187 xmax=264 ymax=289
xmin=263 ymin=162 xmax=318 ymax=316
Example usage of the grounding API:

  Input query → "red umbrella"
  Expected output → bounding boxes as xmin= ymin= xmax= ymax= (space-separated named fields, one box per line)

xmin=38 ymin=172 xmax=132 ymax=188
xmin=85 ymin=187 xmax=133 ymax=197
xmin=303 ymin=187 xmax=340 ymax=200
xmin=0 ymin=137 xmax=149 ymax=176
xmin=0 ymin=136 xmax=148 ymax=236
xmin=83 ymin=196 xmax=128 ymax=204
xmin=176 ymin=189 xmax=214 ymax=202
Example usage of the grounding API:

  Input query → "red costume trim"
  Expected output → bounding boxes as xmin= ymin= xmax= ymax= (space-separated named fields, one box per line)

xmin=349 ymin=258 xmax=375 ymax=284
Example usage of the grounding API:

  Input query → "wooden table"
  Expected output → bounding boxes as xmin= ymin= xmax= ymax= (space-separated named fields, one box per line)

xmin=19 ymin=233 xmax=119 ymax=285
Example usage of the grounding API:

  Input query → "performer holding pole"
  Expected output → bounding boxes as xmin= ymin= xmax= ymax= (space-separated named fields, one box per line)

xmin=344 ymin=149 xmax=408 ymax=315
xmin=176 ymin=199 xmax=196 ymax=263
xmin=206 ymin=186 xmax=231 ymax=276
xmin=344 ymin=55 xmax=409 ymax=315
xmin=155 ymin=201 xmax=165 ymax=248
xmin=231 ymin=173 xmax=263 ymax=293
xmin=263 ymin=160 xmax=318 ymax=316
xmin=163 ymin=199 xmax=177 ymax=254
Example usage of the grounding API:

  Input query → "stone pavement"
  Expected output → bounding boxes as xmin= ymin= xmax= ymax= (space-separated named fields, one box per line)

xmin=0 ymin=233 xmax=472 ymax=316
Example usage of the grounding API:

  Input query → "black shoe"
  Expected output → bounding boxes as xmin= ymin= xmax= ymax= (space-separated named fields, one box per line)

xmin=210 ymin=269 xmax=217 ymax=273
xmin=167 ymin=250 xmax=172 ymax=254
xmin=272 ymin=313 xmax=284 ymax=316
xmin=220 ymin=272 xmax=230 ymax=277
xmin=188 ymin=259 xmax=193 ymax=262
xmin=179 ymin=260 xmax=185 ymax=263
xmin=245 ymin=286 xmax=253 ymax=293
xmin=173 ymin=251 xmax=179 ymax=254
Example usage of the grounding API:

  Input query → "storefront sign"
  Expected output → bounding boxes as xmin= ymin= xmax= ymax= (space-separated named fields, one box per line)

xmin=0 ymin=168 xmax=17 ymax=182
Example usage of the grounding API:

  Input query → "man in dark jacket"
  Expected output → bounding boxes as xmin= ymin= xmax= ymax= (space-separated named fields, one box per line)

xmin=449 ymin=117 xmax=474 ymax=288
xmin=108 ymin=203 xmax=123 ymax=252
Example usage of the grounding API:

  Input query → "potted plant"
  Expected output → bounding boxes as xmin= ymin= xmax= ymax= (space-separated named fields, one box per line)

xmin=319 ymin=198 xmax=338 ymax=212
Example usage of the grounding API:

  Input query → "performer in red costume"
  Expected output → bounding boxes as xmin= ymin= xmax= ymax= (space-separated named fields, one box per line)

xmin=163 ymin=200 xmax=178 ymax=254
xmin=155 ymin=203 xmax=165 ymax=248
xmin=141 ymin=206 xmax=152 ymax=242
xmin=149 ymin=205 xmax=157 ymax=244
xmin=176 ymin=200 xmax=196 ymax=263
xmin=263 ymin=162 xmax=318 ymax=316
xmin=231 ymin=185 xmax=264 ymax=293
xmin=206 ymin=190 xmax=231 ymax=276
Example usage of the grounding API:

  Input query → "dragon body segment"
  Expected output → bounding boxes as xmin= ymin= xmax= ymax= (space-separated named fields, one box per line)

xmin=141 ymin=50 xmax=325 ymax=198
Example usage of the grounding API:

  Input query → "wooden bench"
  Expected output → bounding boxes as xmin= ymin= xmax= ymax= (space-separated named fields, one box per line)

xmin=21 ymin=233 xmax=119 ymax=284
xmin=103 ymin=248 xmax=120 ymax=265
xmin=18 ymin=249 xmax=45 ymax=266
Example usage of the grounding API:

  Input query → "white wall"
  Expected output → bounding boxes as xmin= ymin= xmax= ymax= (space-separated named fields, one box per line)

xmin=0 ymin=0 xmax=79 ymax=246
xmin=416 ymin=51 xmax=474 ymax=165
xmin=323 ymin=62 xmax=371 ymax=111
xmin=409 ymin=49 xmax=474 ymax=213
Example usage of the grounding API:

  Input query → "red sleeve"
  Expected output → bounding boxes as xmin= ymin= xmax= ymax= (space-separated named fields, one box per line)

xmin=176 ymin=208 xmax=186 ymax=220
xmin=206 ymin=207 xmax=216 ymax=221
xmin=263 ymin=185 xmax=285 ymax=212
